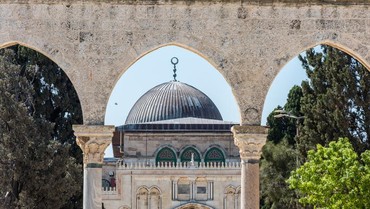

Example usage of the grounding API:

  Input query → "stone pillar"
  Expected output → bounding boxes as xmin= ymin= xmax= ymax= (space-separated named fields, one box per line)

xmin=73 ymin=125 xmax=115 ymax=209
xmin=231 ymin=125 xmax=268 ymax=209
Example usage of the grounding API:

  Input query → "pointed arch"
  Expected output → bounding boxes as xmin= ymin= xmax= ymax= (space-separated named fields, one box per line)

xmin=262 ymin=38 xmax=370 ymax=125
xmin=273 ymin=34 xmax=370 ymax=79
xmin=112 ymin=42 xmax=233 ymax=94
xmin=0 ymin=41 xmax=78 ymax=90
xmin=104 ymin=43 xmax=241 ymax=126
xmin=179 ymin=146 xmax=201 ymax=163
xmin=0 ymin=41 xmax=84 ymax=122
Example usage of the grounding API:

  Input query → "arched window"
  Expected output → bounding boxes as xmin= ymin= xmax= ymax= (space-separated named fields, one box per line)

xmin=149 ymin=187 xmax=161 ymax=209
xmin=136 ymin=187 xmax=149 ymax=209
xmin=156 ymin=147 xmax=177 ymax=165
xmin=180 ymin=147 xmax=201 ymax=163
xmin=224 ymin=186 xmax=236 ymax=209
xmin=204 ymin=147 xmax=225 ymax=163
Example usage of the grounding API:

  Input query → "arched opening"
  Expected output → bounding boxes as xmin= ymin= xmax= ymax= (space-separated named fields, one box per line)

xmin=0 ymin=44 xmax=83 ymax=208
xmin=260 ymin=43 xmax=370 ymax=209
xmin=105 ymin=45 xmax=240 ymax=157
xmin=149 ymin=187 xmax=162 ymax=209
xmin=156 ymin=147 xmax=177 ymax=165
xmin=102 ymin=44 xmax=241 ymax=209
xmin=262 ymin=42 xmax=370 ymax=126
xmin=180 ymin=147 xmax=201 ymax=163
xmin=136 ymin=187 xmax=149 ymax=209
xmin=204 ymin=147 xmax=225 ymax=164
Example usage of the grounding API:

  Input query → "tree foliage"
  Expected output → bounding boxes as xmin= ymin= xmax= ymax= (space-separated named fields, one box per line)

xmin=0 ymin=46 xmax=83 ymax=208
xmin=299 ymin=45 xmax=370 ymax=154
xmin=288 ymin=138 xmax=370 ymax=209
xmin=262 ymin=45 xmax=370 ymax=209
xmin=261 ymin=86 xmax=304 ymax=209
xmin=8 ymin=46 xmax=83 ymax=162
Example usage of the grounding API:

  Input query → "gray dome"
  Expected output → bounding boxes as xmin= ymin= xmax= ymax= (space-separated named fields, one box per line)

xmin=125 ymin=81 xmax=223 ymax=124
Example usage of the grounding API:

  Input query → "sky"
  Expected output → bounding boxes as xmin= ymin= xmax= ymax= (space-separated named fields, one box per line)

xmin=104 ymin=46 xmax=308 ymax=157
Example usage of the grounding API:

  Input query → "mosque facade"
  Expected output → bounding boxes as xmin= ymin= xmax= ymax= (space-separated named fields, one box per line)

xmin=101 ymin=59 xmax=241 ymax=209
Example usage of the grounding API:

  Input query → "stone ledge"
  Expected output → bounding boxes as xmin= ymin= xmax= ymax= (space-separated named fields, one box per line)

xmin=0 ymin=0 xmax=369 ymax=5
xmin=73 ymin=125 xmax=115 ymax=137
xmin=231 ymin=125 xmax=268 ymax=135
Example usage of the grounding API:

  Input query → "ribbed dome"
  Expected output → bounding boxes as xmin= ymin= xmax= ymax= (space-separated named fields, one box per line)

xmin=125 ymin=81 xmax=223 ymax=124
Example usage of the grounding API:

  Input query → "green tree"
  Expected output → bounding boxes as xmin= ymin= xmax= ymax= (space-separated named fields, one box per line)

xmin=261 ymin=86 xmax=305 ymax=209
xmin=0 ymin=48 xmax=81 ymax=209
xmin=15 ymin=45 xmax=83 ymax=208
xmin=9 ymin=45 xmax=83 ymax=163
xmin=299 ymin=45 xmax=370 ymax=155
xmin=287 ymin=138 xmax=370 ymax=209
xmin=263 ymin=45 xmax=370 ymax=209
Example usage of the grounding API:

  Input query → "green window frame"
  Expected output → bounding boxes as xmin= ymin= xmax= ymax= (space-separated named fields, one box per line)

xmin=204 ymin=147 xmax=225 ymax=163
xmin=180 ymin=147 xmax=201 ymax=162
xmin=156 ymin=147 xmax=177 ymax=165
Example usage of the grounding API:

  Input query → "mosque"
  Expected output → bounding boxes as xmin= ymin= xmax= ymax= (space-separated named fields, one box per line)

xmin=101 ymin=58 xmax=241 ymax=209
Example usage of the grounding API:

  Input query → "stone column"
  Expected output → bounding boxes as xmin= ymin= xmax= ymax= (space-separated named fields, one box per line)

xmin=73 ymin=125 xmax=115 ymax=209
xmin=231 ymin=125 xmax=268 ymax=209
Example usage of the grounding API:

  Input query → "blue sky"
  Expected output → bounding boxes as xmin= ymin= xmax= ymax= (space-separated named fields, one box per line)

xmin=104 ymin=46 xmax=308 ymax=157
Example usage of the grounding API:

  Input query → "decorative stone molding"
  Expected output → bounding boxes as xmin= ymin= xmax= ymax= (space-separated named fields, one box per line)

xmin=231 ymin=125 xmax=268 ymax=161
xmin=73 ymin=125 xmax=115 ymax=165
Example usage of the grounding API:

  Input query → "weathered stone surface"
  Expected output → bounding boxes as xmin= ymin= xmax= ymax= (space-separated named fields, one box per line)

xmin=231 ymin=125 xmax=267 ymax=209
xmin=1 ymin=1 xmax=370 ymax=125
xmin=0 ymin=0 xmax=369 ymax=6
xmin=73 ymin=125 xmax=115 ymax=164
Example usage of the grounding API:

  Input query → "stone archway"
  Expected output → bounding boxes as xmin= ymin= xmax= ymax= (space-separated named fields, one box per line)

xmin=174 ymin=203 xmax=214 ymax=209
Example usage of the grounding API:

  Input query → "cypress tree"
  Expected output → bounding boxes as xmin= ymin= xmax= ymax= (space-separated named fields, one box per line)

xmin=0 ymin=46 xmax=83 ymax=208
xmin=299 ymin=45 xmax=370 ymax=155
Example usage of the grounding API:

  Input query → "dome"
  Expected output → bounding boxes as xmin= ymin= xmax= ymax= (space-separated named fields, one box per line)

xmin=125 ymin=81 xmax=223 ymax=124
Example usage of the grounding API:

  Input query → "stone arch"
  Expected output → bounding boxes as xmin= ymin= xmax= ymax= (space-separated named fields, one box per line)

xmin=0 ymin=41 xmax=84 ymax=122
xmin=113 ymin=42 xmax=234 ymax=96
xmin=261 ymin=36 xmax=370 ymax=124
xmin=105 ymin=43 xmax=241 ymax=125
xmin=0 ymin=40 xmax=73 ymax=76
xmin=269 ymin=34 xmax=370 ymax=89
xmin=174 ymin=202 xmax=214 ymax=209
xmin=272 ymin=32 xmax=370 ymax=79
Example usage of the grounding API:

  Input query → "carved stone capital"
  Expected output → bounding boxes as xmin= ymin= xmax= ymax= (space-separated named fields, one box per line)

xmin=73 ymin=125 xmax=115 ymax=165
xmin=231 ymin=125 xmax=268 ymax=160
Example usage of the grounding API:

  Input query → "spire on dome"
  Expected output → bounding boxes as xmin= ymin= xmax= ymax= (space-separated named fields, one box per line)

xmin=171 ymin=57 xmax=179 ymax=81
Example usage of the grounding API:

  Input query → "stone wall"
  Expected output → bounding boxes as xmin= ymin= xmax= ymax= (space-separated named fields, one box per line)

xmin=102 ymin=164 xmax=241 ymax=209
xmin=1 ymin=1 xmax=369 ymax=125
xmin=122 ymin=132 xmax=239 ymax=162
xmin=1 ymin=0 xmax=369 ymax=6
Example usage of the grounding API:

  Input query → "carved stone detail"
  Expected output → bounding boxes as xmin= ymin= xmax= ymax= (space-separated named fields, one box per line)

xmin=73 ymin=125 xmax=115 ymax=165
xmin=231 ymin=125 xmax=268 ymax=160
